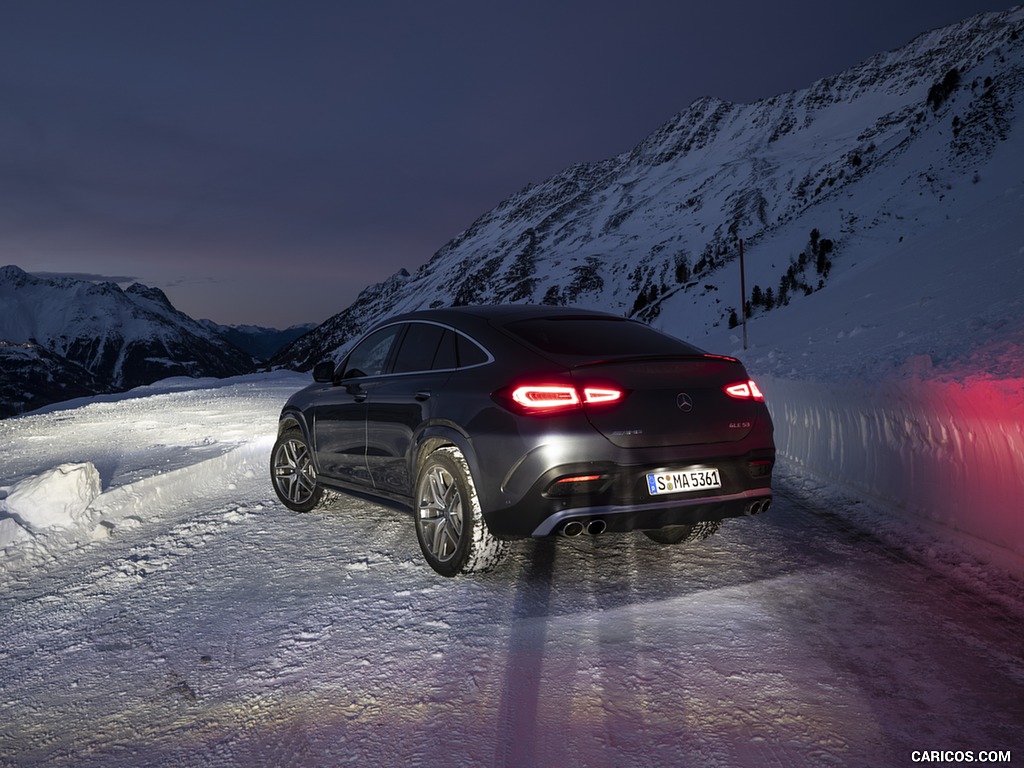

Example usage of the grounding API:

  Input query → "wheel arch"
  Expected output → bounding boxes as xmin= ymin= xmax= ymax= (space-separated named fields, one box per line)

xmin=270 ymin=412 xmax=325 ymax=513
xmin=276 ymin=409 xmax=320 ymax=472
xmin=277 ymin=408 xmax=309 ymax=438
xmin=411 ymin=428 xmax=511 ymax=576
xmin=411 ymin=424 xmax=479 ymax=490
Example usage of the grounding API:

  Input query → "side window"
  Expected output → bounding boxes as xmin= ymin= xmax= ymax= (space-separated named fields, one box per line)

xmin=392 ymin=323 xmax=446 ymax=374
xmin=340 ymin=326 xmax=401 ymax=379
xmin=456 ymin=333 xmax=489 ymax=367
xmin=431 ymin=329 xmax=458 ymax=370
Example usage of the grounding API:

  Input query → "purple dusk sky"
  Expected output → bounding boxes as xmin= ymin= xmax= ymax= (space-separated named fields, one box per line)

xmin=0 ymin=0 xmax=1014 ymax=328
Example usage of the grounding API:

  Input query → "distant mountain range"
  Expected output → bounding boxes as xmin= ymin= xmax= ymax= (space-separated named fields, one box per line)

xmin=270 ymin=6 xmax=1023 ymax=370
xmin=0 ymin=266 xmax=308 ymax=417
xmin=198 ymin=320 xmax=316 ymax=362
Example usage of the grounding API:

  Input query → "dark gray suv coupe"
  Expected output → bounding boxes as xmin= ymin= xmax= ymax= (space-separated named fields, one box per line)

xmin=271 ymin=305 xmax=774 ymax=576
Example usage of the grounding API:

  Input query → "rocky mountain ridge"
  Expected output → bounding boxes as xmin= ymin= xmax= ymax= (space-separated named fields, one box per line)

xmin=271 ymin=5 xmax=1023 ymax=370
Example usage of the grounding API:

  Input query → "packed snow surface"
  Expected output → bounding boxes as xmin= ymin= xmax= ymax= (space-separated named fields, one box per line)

xmin=1 ymin=372 xmax=1022 ymax=767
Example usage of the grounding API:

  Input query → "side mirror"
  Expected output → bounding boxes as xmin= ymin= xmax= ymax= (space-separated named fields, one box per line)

xmin=312 ymin=361 xmax=335 ymax=383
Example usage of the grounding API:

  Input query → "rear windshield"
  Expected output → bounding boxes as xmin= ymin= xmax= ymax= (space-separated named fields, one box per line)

xmin=502 ymin=317 xmax=701 ymax=358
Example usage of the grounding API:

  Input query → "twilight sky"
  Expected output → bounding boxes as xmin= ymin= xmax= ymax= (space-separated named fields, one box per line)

xmin=1 ymin=0 xmax=1015 ymax=328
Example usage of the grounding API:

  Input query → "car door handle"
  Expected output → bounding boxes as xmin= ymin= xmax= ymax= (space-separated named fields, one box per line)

xmin=353 ymin=392 xmax=368 ymax=403
xmin=415 ymin=390 xmax=431 ymax=401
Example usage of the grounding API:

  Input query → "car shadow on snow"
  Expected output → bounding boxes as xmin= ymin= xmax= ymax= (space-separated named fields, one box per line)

xmin=492 ymin=537 xmax=557 ymax=768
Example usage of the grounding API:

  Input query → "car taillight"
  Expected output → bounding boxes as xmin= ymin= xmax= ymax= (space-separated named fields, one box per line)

xmin=511 ymin=385 xmax=580 ymax=410
xmin=724 ymin=379 xmax=765 ymax=401
xmin=505 ymin=384 xmax=625 ymax=413
xmin=582 ymin=387 xmax=623 ymax=405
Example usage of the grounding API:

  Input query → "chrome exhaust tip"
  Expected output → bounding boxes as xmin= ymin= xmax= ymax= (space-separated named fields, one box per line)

xmin=745 ymin=498 xmax=772 ymax=515
xmin=561 ymin=520 xmax=585 ymax=537
xmin=586 ymin=519 xmax=607 ymax=535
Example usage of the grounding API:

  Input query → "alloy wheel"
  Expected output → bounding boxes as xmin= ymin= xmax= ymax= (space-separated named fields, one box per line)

xmin=273 ymin=437 xmax=318 ymax=506
xmin=417 ymin=465 xmax=464 ymax=563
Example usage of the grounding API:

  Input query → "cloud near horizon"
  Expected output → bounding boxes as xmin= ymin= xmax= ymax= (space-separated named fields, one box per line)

xmin=27 ymin=271 xmax=139 ymax=284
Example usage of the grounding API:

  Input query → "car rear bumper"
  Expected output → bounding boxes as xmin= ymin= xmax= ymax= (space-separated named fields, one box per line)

xmin=525 ymin=487 xmax=773 ymax=536
xmin=481 ymin=449 xmax=774 ymax=538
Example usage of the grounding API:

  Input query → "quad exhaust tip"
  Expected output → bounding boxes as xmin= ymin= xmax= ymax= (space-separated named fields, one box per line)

xmin=559 ymin=501 xmax=771 ymax=536
xmin=560 ymin=519 xmax=606 ymax=537
xmin=745 ymin=498 xmax=772 ymax=515
xmin=561 ymin=521 xmax=585 ymax=537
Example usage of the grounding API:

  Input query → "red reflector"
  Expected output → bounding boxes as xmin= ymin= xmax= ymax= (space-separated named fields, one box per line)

xmin=555 ymin=474 xmax=603 ymax=484
xmin=724 ymin=379 xmax=765 ymax=401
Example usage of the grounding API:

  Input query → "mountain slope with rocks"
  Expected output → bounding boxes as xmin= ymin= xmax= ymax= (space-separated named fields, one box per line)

xmin=271 ymin=6 xmax=1023 ymax=371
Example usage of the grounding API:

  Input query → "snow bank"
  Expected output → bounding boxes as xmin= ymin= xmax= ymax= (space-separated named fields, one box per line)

xmin=763 ymin=374 xmax=1024 ymax=572
xmin=0 ymin=455 xmax=219 ymax=563
xmin=0 ymin=371 xmax=308 ymax=571
xmin=0 ymin=462 xmax=101 ymax=542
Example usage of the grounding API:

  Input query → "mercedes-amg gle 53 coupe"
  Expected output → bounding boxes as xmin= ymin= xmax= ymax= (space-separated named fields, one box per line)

xmin=271 ymin=305 xmax=774 ymax=576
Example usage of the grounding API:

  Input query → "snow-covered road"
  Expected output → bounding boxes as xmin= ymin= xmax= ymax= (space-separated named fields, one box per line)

xmin=2 ymin=374 xmax=1022 ymax=767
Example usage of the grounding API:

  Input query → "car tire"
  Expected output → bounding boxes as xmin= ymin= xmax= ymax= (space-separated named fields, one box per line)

xmin=642 ymin=520 xmax=721 ymax=545
xmin=414 ymin=446 xmax=509 ymax=577
xmin=270 ymin=428 xmax=324 ymax=513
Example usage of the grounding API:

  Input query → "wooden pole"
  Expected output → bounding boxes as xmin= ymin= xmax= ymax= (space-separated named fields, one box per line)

xmin=740 ymin=238 xmax=748 ymax=351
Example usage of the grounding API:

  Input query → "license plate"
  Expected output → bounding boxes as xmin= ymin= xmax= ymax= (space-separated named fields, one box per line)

xmin=646 ymin=467 xmax=722 ymax=495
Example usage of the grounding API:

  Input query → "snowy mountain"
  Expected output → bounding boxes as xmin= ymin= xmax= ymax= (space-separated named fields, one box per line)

xmin=272 ymin=6 xmax=1024 ymax=371
xmin=199 ymin=319 xmax=318 ymax=362
xmin=0 ymin=266 xmax=255 ymax=417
